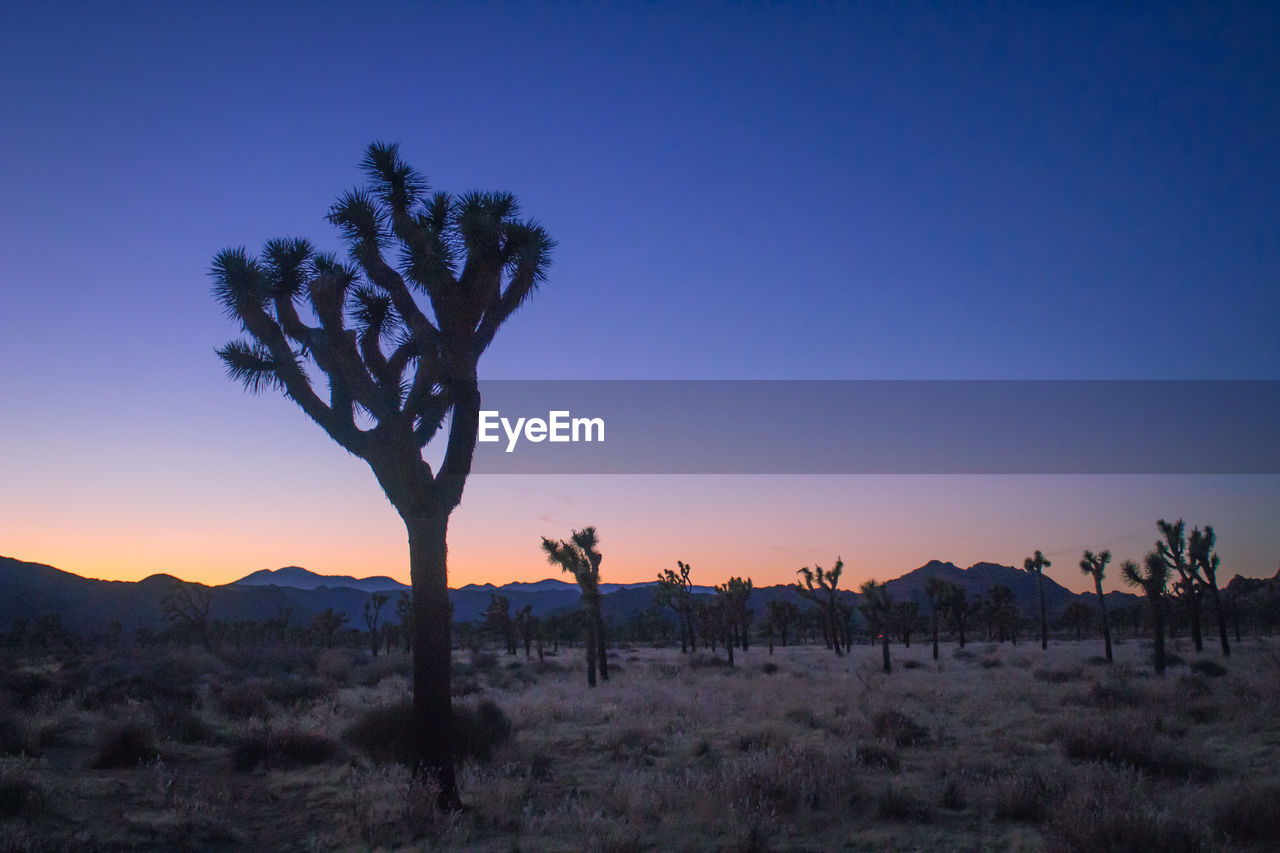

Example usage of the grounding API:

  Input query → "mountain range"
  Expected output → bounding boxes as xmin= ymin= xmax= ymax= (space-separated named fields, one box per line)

xmin=6 ymin=553 xmax=1273 ymax=639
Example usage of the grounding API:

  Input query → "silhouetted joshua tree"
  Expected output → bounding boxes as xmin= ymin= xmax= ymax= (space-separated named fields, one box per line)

xmin=542 ymin=527 xmax=608 ymax=687
xmin=209 ymin=142 xmax=552 ymax=807
xmin=795 ymin=558 xmax=845 ymax=657
xmin=1079 ymin=549 xmax=1113 ymax=662
xmin=311 ymin=607 xmax=349 ymax=648
xmin=923 ymin=576 xmax=948 ymax=661
xmin=1189 ymin=525 xmax=1230 ymax=657
xmin=655 ymin=561 xmax=696 ymax=653
xmin=859 ymin=579 xmax=894 ymax=673
xmin=1023 ymin=550 xmax=1052 ymax=650
xmin=364 ymin=592 xmax=390 ymax=657
xmin=1157 ymin=519 xmax=1204 ymax=652
xmin=395 ymin=591 xmax=412 ymax=654
xmin=938 ymin=581 xmax=970 ymax=648
xmin=482 ymin=594 xmax=516 ymax=654
xmin=713 ymin=577 xmax=753 ymax=665
xmin=1122 ymin=553 xmax=1170 ymax=675
xmin=765 ymin=599 xmax=799 ymax=653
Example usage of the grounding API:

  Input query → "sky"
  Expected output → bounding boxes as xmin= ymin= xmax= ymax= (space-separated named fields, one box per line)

xmin=1 ymin=2 xmax=1277 ymax=593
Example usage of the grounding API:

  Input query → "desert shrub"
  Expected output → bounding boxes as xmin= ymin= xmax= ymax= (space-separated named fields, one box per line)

xmin=1086 ymin=655 xmax=1111 ymax=665
xmin=1035 ymin=667 xmax=1083 ymax=684
xmin=876 ymin=785 xmax=930 ymax=822
xmin=689 ymin=653 xmax=732 ymax=669
xmin=0 ymin=671 xmax=57 ymax=709
xmin=529 ymin=752 xmax=554 ymax=781
xmin=164 ymin=708 xmax=215 ymax=744
xmin=315 ymin=649 xmax=354 ymax=684
xmin=217 ymin=683 xmax=269 ymax=720
xmin=1053 ymin=716 xmax=1213 ymax=780
xmin=873 ymin=710 xmax=931 ymax=748
xmin=902 ymin=659 xmax=925 ymax=670
xmin=469 ymin=650 xmax=498 ymax=673
xmin=344 ymin=699 xmax=511 ymax=765
xmin=259 ymin=675 xmax=334 ymax=706
xmin=939 ymin=776 xmax=967 ymax=811
xmin=1209 ymin=782 xmax=1280 ymax=844
xmin=990 ymin=771 xmax=1057 ymax=823
xmin=761 ymin=662 xmax=779 ymax=675
xmin=91 ymin=720 xmax=159 ymax=769
xmin=952 ymin=648 xmax=975 ymax=661
xmin=1189 ymin=659 xmax=1227 ymax=678
xmin=855 ymin=741 xmax=900 ymax=771
xmin=1162 ymin=653 xmax=1186 ymax=668
xmin=0 ymin=777 xmax=46 ymax=821
xmin=737 ymin=730 xmax=777 ymax=753
xmin=231 ymin=728 xmax=336 ymax=771
xmin=979 ymin=657 xmax=1002 ymax=669
xmin=609 ymin=727 xmax=662 ymax=764
xmin=1047 ymin=767 xmax=1209 ymax=852
xmin=1078 ymin=679 xmax=1145 ymax=709
xmin=1176 ymin=673 xmax=1213 ymax=699
xmin=1181 ymin=702 xmax=1220 ymax=725
xmin=0 ymin=715 xmax=39 ymax=758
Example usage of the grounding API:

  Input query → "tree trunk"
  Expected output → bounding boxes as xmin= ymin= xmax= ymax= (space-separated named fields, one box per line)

xmin=1187 ymin=590 xmax=1204 ymax=652
xmin=594 ymin=603 xmax=609 ymax=682
xmin=1152 ymin=594 xmax=1166 ymax=676
xmin=406 ymin=511 xmax=461 ymax=810
xmin=584 ymin=606 xmax=598 ymax=688
xmin=1038 ymin=575 xmax=1048 ymax=651
xmin=1095 ymin=578 xmax=1113 ymax=663
xmin=881 ymin=632 xmax=891 ymax=673
xmin=1207 ymin=582 xmax=1230 ymax=657
xmin=931 ymin=611 xmax=939 ymax=661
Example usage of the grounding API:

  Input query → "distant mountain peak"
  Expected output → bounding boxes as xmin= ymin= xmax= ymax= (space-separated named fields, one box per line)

xmin=232 ymin=566 xmax=407 ymax=592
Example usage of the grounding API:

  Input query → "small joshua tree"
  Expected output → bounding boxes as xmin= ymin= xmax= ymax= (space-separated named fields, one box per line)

xmin=482 ymin=594 xmax=516 ymax=655
xmin=859 ymin=579 xmax=894 ymax=673
xmin=1079 ymin=549 xmax=1113 ymax=662
xmin=923 ymin=576 xmax=948 ymax=661
xmin=541 ymin=527 xmax=608 ymax=687
xmin=1122 ymin=553 xmax=1170 ymax=675
xmin=795 ymin=559 xmax=845 ymax=657
xmin=765 ymin=599 xmax=799 ymax=653
xmin=655 ymin=561 xmax=696 ymax=653
xmin=713 ymin=577 xmax=753 ymax=665
xmin=1023 ymin=550 xmax=1052 ymax=651
xmin=1157 ymin=519 xmax=1204 ymax=652
xmin=1189 ymin=525 xmax=1230 ymax=657
xmin=363 ymin=592 xmax=390 ymax=657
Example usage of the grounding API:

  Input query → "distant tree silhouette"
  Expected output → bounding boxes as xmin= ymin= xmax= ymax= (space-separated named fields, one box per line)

xmin=1079 ymin=549 xmax=1114 ymax=662
xmin=890 ymin=600 xmax=921 ymax=648
xmin=985 ymin=585 xmax=1017 ymax=644
xmin=1156 ymin=519 xmax=1204 ymax=653
xmin=655 ymin=561 xmax=696 ymax=653
xmin=542 ymin=527 xmax=608 ymax=686
xmin=209 ymin=142 xmax=552 ymax=807
xmin=1122 ymin=554 xmax=1170 ymax=675
xmin=514 ymin=604 xmax=538 ymax=660
xmin=937 ymin=582 xmax=970 ymax=648
xmin=923 ymin=576 xmax=948 ymax=660
xmin=765 ymin=599 xmax=800 ymax=653
xmin=795 ymin=559 xmax=845 ymax=656
xmin=395 ymin=592 xmax=412 ymax=654
xmin=713 ymin=577 xmax=753 ymax=665
xmin=482 ymin=594 xmax=516 ymax=654
xmin=311 ymin=607 xmax=349 ymax=648
xmin=1023 ymin=550 xmax=1052 ymax=650
xmin=1189 ymin=525 xmax=1230 ymax=657
xmin=1058 ymin=600 xmax=1095 ymax=640
xmin=162 ymin=581 xmax=212 ymax=650
xmin=859 ymin=579 xmax=894 ymax=673
xmin=363 ymin=592 xmax=390 ymax=657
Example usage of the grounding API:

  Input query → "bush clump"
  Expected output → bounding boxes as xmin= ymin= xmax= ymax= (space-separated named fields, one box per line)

xmin=1189 ymin=659 xmax=1227 ymax=678
xmin=91 ymin=721 xmax=159 ymax=769
xmin=344 ymin=699 xmax=512 ymax=765
xmin=873 ymin=710 xmax=931 ymax=748
xmin=231 ymin=728 xmax=337 ymax=772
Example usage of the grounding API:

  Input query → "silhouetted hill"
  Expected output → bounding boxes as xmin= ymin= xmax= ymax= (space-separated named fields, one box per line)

xmin=234 ymin=566 xmax=408 ymax=592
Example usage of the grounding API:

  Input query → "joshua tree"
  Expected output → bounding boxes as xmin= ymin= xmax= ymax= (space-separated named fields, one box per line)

xmin=1122 ymin=553 xmax=1170 ymax=675
xmin=1189 ymin=525 xmax=1230 ymax=657
xmin=923 ymin=576 xmax=948 ymax=660
xmin=765 ymin=599 xmax=799 ymax=653
xmin=938 ymin=581 xmax=970 ymax=648
xmin=1156 ymin=519 xmax=1204 ymax=652
xmin=985 ymin=585 xmax=1018 ymax=644
xmin=514 ymin=604 xmax=538 ymax=660
xmin=858 ymin=579 xmax=894 ymax=672
xmin=1079 ymin=549 xmax=1114 ymax=662
xmin=395 ymin=591 xmax=412 ymax=654
xmin=1058 ymin=600 xmax=1095 ymax=640
xmin=1023 ymin=550 xmax=1052 ymax=650
xmin=311 ymin=607 xmax=349 ymax=648
xmin=363 ymin=592 xmax=390 ymax=657
xmin=795 ymin=558 xmax=845 ymax=656
xmin=541 ymin=527 xmax=608 ymax=686
xmin=655 ymin=561 xmax=696 ymax=653
xmin=713 ymin=577 xmax=753 ymax=664
xmin=482 ymin=594 xmax=516 ymax=655
xmin=891 ymin=600 xmax=921 ymax=648
xmin=209 ymin=143 xmax=552 ymax=806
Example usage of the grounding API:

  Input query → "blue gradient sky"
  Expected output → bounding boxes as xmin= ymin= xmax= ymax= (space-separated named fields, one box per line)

xmin=1 ymin=2 xmax=1277 ymax=589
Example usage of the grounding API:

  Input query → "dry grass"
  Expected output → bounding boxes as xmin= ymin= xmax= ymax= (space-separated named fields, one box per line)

xmin=1 ymin=637 xmax=1278 ymax=850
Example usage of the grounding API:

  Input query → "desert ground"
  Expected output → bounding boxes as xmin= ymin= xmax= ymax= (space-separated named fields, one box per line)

xmin=2 ymin=634 xmax=1278 ymax=851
